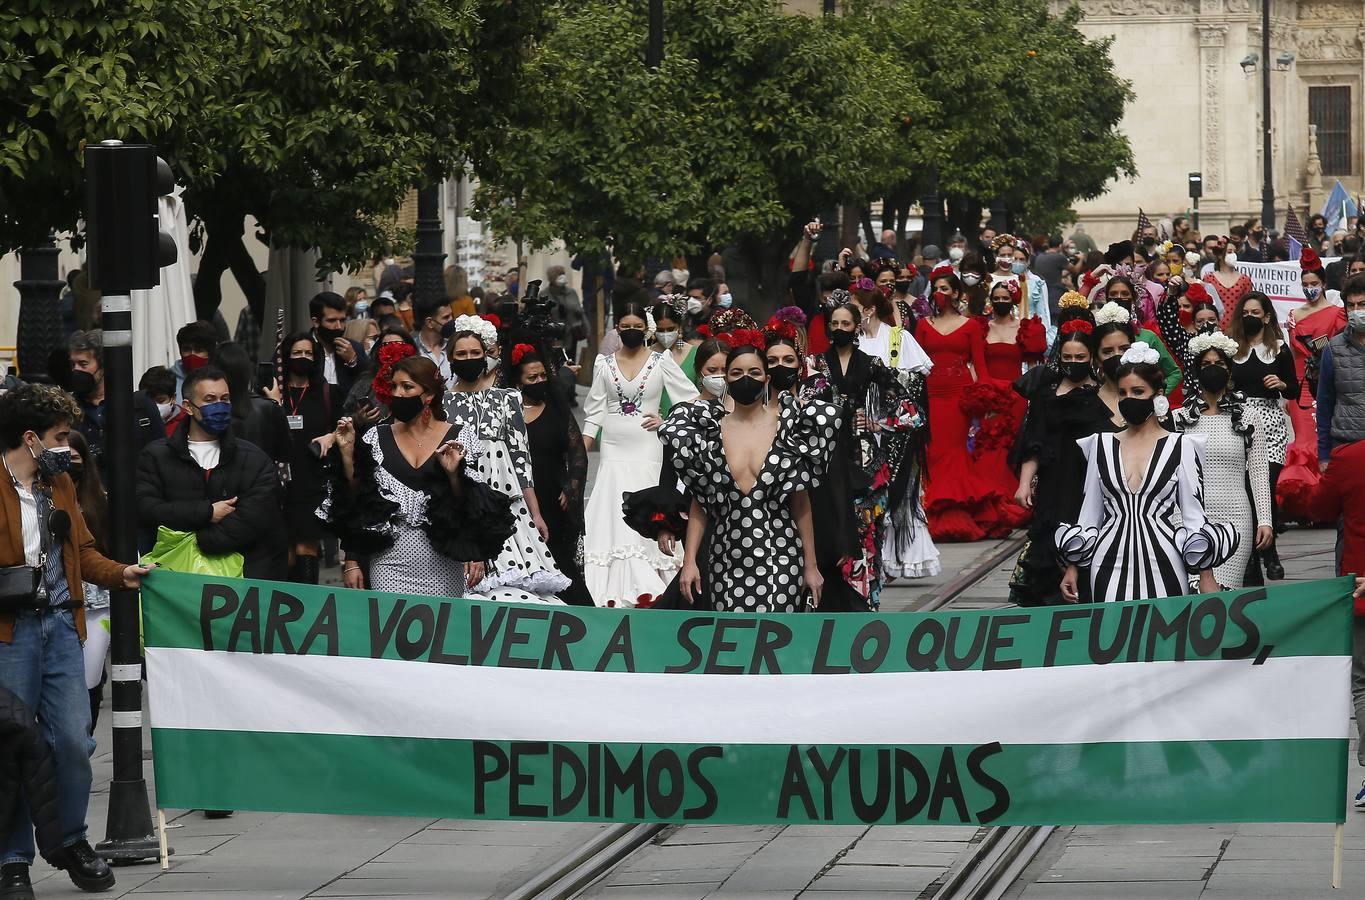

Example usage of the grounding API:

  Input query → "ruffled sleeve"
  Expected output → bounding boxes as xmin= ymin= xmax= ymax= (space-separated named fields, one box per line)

xmin=621 ymin=484 xmax=689 ymax=540
xmin=317 ymin=428 xmax=399 ymax=557
xmin=1174 ymin=433 xmax=1240 ymax=573
xmin=1054 ymin=434 xmax=1103 ymax=566
xmin=657 ymin=400 xmax=725 ymax=512
xmin=773 ymin=393 xmax=841 ymax=494
xmin=1017 ymin=316 xmax=1047 ymax=360
xmin=421 ymin=473 xmax=517 ymax=563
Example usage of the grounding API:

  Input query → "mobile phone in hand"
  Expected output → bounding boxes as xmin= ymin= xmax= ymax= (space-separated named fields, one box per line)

xmin=256 ymin=362 xmax=275 ymax=390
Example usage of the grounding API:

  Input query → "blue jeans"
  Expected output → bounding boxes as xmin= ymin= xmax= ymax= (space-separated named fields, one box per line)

xmin=0 ymin=609 xmax=95 ymax=865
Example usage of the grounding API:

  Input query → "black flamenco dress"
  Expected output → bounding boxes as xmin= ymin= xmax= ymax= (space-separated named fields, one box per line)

xmin=525 ymin=404 xmax=593 ymax=606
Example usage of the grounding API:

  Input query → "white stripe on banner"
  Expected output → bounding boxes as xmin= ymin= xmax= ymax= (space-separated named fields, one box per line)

xmin=146 ymin=649 xmax=1349 ymax=746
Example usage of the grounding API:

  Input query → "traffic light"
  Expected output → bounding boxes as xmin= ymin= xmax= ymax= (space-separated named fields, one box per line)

xmin=84 ymin=140 xmax=178 ymax=293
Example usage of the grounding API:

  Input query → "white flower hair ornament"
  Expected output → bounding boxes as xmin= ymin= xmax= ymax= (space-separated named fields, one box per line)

xmin=452 ymin=314 xmax=497 ymax=350
xmin=1119 ymin=341 xmax=1161 ymax=366
xmin=1187 ymin=331 xmax=1239 ymax=359
xmin=1093 ymin=301 xmax=1134 ymax=327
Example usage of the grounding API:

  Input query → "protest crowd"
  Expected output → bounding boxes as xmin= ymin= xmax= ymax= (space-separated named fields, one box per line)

xmin=5 ymin=210 xmax=1365 ymax=898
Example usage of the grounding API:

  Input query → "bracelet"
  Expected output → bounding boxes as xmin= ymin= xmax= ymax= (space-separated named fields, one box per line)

xmin=343 ymin=564 xmax=360 ymax=573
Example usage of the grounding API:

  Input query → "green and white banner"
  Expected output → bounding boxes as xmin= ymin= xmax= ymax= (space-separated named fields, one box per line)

xmin=142 ymin=572 xmax=1354 ymax=825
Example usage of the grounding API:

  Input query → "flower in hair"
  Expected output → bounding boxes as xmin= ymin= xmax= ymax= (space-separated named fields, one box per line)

xmin=1093 ymin=302 xmax=1134 ymax=327
xmin=1119 ymin=341 xmax=1160 ymax=366
xmin=696 ymin=324 xmax=713 ymax=340
xmin=372 ymin=342 xmax=416 ymax=404
xmin=852 ymin=276 xmax=876 ymax=293
xmin=993 ymin=280 xmax=1022 ymax=301
xmin=453 ymin=314 xmax=497 ymax=349
xmin=1183 ymin=282 xmax=1213 ymax=305
xmin=480 ymin=313 xmax=501 ymax=330
xmin=773 ymin=306 xmax=808 ymax=327
xmin=1059 ymin=291 xmax=1089 ymax=309
xmin=1187 ymin=331 xmax=1238 ymax=358
xmin=1060 ymin=319 xmax=1093 ymax=336
xmin=510 ymin=343 xmax=537 ymax=365
xmin=827 ymin=289 xmax=852 ymax=308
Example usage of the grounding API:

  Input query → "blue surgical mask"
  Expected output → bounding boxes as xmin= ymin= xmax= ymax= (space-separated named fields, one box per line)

xmin=354 ymin=301 xmax=370 ymax=317
xmin=193 ymin=401 xmax=233 ymax=436
xmin=717 ymin=293 xmax=733 ymax=309
xmin=1010 ymin=261 xmax=1028 ymax=275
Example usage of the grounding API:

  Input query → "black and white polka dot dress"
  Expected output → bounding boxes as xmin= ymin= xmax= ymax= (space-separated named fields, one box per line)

xmin=659 ymin=394 xmax=840 ymax=612
xmin=445 ymin=388 xmax=570 ymax=602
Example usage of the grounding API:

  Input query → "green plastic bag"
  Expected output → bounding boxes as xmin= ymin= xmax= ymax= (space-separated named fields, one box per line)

xmin=140 ymin=527 xmax=243 ymax=578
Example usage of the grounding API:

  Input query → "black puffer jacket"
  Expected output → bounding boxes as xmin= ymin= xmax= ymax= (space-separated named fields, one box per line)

xmin=0 ymin=687 xmax=62 ymax=863
xmin=136 ymin=424 xmax=288 ymax=579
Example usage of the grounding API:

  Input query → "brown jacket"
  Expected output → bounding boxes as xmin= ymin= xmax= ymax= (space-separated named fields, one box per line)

xmin=1 ymin=472 xmax=126 ymax=643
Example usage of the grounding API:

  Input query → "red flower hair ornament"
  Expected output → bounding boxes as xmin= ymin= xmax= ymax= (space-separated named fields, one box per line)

xmin=510 ymin=343 xmax=538 ymax=365
xmin=1060 ymin=319 xmax=1093 ymax=336
xmin=371 ymin=342 xmax=416 ymax=405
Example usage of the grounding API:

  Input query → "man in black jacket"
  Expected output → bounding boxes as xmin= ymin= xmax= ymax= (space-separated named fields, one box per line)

xmin=0 ymin=687 xmax=61 ymax=891
xmin=136 ymin=367 xmax=287 ymax=581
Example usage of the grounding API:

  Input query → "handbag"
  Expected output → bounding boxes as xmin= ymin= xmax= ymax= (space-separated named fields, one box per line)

xmin=0 ymin=565 xmax=40 ymax=609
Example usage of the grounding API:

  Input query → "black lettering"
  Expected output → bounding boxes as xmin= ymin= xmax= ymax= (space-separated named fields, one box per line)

xmin=665 ymin=617 xmax=711 ymax=674
xmin=370 ymin=597 xmax=406 ymax=658
xmin=906 ymin=619 xmax=945 ymax=671
xmin=646 ymin=750 xmax=685 ymax=818
xmin=894 ymin=749 xmax=931 ymax=822
xmin=552 ymin=743 xmax=586 ymax=816
xmin=848 ymin=748 xmax=891 ymax=822
xmin=806 ymin=746 xmax=846 ymax=821
xmin=776 ymin=745 xmax=817 ymax=820
xmin=944 ymin=616 xmax=989 ymax=671
xmin=595 ymin=618 xmax=636 ymax=672
xmin=1188 ymin=596 xmax=1227 ymax=657
xmin=966 ymin=742 xmax=1010 ymax=824
xmin=602 ymin=746 xmax=645 ymax=818
xmin=927 ymin=747 xmax=969 ymax=823
xmin=472 ymin=742 xmax=508 ymax=814
xmin=1044 ymin=609 xmax=1091 ymax=667
xmin=1087 ymin=606 xmax=1131 ymax=665
xmin=500 ymin=608 xmax=549 ymax=669
xmin=812 ymin=619 xmax=850 ymax=673
xmin=542 ymin=611 xmax=586 ymax=671
xmin=427 ymin=603 xmax=468 ymax=665
xmin=200 ymin=583 xmax=239 ymax=651
xmin=227 ymin=586 xmax=262 ymax=653
xmin=1143 ymin=603 xmax=1190 ymax=662
xmin=394 ymin=604 xmax=436 ymax=660
xmin=850 ymin=621 xmax=891 ymax=673
xmin=751 ymin=620 xmax=790 ymax=674
xmin=704 ymin=619 xmax=755 ymax=674
xmin=684 ymin=747 xmax=723 ymax=820
xmin=262 ymin=589 xmax=304 ymax=654
xmin=1223 ymin=589 xmax=1266 ymax=659
xmin=298 ymin=594 xmax=339 ymax=656
xmin=508 ymin=742 xmax=549 ymax=817
xmin=470 ymin=604 xmax=507 ymax=665
xmin=587 ymin=743 xmax=601 ymax=817
xmin=983 ymin=614 xmax=1027 ymax=670
xmin=1124 ymin=604 xmax=1151 ymax=662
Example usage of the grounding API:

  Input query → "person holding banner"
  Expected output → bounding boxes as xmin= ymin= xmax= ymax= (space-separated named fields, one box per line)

xmin=1227 ymin=292 xmax=1297 ymax=580
xmin=1171 ymin=331 xmax=1274 ymax=589
xmin=662 ymin=342 xmax=839 ymax=612
xmin=322 ymin=356 xmax=515 ymax=598
xmin=1058 ymin=343 xmax=1238 ymax=603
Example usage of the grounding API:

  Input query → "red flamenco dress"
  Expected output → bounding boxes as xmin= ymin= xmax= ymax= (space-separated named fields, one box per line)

xmin=914 ymin=316 xmax=1020 ymax=542
xmin=1279 ymin=303 xmax=1347 ymax=520
xmin=972 ymin=316 xmax=1046 ymax=529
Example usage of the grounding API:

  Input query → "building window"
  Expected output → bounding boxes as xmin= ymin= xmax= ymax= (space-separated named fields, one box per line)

xmin=1309 ymin=85 xmax=1352 ymax=175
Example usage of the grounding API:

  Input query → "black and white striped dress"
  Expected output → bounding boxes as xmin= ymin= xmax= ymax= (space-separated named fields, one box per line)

xmin=1055 ymin=432 xmax=1239 ymax=603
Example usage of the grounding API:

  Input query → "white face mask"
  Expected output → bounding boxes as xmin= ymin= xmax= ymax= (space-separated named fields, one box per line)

xmin=687 ymin=298 xmax=704 ymax=315
xmin=701 ymin=374 xmax=727 ymax=397
xmin=656 ymin=330 xmax=679 ymax=349
xmin=554 ymin=274 xmax=568 ymax=287
xmin=948 ymin=247 xmax=965 ymax=262
xmin=1224 ymin=251 xmax=1238 ymax=265
xmin=485 ymin=356 xmax=500 ymax=373
xmin=156 ymin=401 xmax=176 ymax=422
xmin=961 ymin=273 xmax=982 ymax=287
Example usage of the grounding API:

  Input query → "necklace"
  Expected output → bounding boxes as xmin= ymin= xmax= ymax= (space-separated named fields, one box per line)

xmin=607 ymin=352 xmax=660 ymax=415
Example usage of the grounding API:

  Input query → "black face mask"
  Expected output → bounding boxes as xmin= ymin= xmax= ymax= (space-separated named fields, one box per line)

xmin=388 ymin=394 xmax=426 ymax=423
xmin=1241 ymin=315 xmax=1265 ymax=337
xmin=894 ymin=280 xmax=912 ymax=294
xmin=1198 ymin=365 xmax=1230 ymax=393
xmin=727 ymin=375 xmax=765 ymax=405
xmin=768 ymin=365 xmax=799 ymax=391
xmin=287 ymin=357 xmax=315 ymax=376
xmin=619 ymin=329 xmax=646 ymax=349
xmin=316 ymin=325 xmax=344 ymax=345
xmin=439 ymin=319 xmax=459 ymax=340
xmin=1196 ymin=321 xmax=1218 ymax=335
xmin=991 ymin=302 xmax=1014 ymax=318
xmin=451 ymin=357 xmax=486 ymax=383
xmin=1100 ymin=355 xmax=1123 ymax=381
xmin=829 ymin=329 xmax=857 ymax=348
xmin=1061 ymin=361 xmax=1092 ymax=383
xmin=69 ymin=369 xmax=98 ymax=397
xmin=521 ymin=381 xmax=551 ymax=403
xmin=1118 ymin=396 xmax=1155 ymax=425
xmin=68 ymin=463 xmax=85 ymax=483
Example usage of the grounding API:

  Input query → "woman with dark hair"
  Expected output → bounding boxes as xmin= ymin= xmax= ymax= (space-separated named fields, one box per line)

xmin=1226 ymin=290 xmax=1296 ymax=579
xmin=507 ymin=343 xmax=592 ymax=606
xmin=651 ymin=297 xmax=696 ymax=386
xmin=1171 ymin=331 xmax=1273 ymax=589
xmin=342 ymin=325 xmax=419 ymax=430
xmin=1009 ymin=320 xmax=1117 ymax=605
xmin=660 ymin=342 xmax=838 ymax=612
xmin=1091 ymin=312 xmax=1137 ymax=426
xmin=802 ymin=300 xmax=921 ymax=607
xmin=582 ymin=301 xmax=698 ymax=606
xmin=323 ymin=356 xmax=512 ymax=596
xmin=66 ymin=431 xmax=112 ymax=728
xmin=444 ymin=316 xmax=570 ymax=603
xmin=957 ymin=251 xmax=990 ymax=317
xmin=1202 ymin=235 xmax=1252 ymax=321
xmin=1057 ymin=343 xmax=1237 ymax=603
xmin=273 ymin=330 xmax=339 ymax=583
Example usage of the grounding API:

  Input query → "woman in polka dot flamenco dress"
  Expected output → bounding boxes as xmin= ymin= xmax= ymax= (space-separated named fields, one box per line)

xmin=660 ymin=337 xmax=840 ymax=612
xmin=443 ymin=316 xmax=570 ymax=603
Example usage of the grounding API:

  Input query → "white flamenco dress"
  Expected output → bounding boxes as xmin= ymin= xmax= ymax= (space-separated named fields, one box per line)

xmin=583 ymin=350 xmax=698 ymax=606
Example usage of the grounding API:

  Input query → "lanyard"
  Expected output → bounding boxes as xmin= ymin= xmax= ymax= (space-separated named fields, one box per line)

xmin=287 ymin=383 xmax=310 ymax=417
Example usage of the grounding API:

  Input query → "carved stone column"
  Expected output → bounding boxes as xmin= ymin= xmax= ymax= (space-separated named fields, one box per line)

xmin=1197 ymin=24 xmax=1229 ymax=198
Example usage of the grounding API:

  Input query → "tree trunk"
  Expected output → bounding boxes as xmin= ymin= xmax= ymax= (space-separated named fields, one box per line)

xmin=192 ymin=212 xmax=266 ymax=324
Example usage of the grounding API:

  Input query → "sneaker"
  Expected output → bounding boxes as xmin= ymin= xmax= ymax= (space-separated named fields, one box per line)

xmin=1354 ymin=780 xmax=1365 ymax=809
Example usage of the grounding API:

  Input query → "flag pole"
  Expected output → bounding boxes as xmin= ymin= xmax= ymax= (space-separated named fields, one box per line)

xmin=1333 ymin=821 xmax=1343 ymax=888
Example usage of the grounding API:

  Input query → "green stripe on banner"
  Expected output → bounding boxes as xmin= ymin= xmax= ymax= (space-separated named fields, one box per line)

xmin=150 ymin=730 xmax=1347 ymax=825
xmin=141 ymin=571 xmax=1356 ymax=673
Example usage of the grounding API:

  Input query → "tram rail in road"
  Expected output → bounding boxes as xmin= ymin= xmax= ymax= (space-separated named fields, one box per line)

xmin=503 ymin=535 xmax=1045 ymax=900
